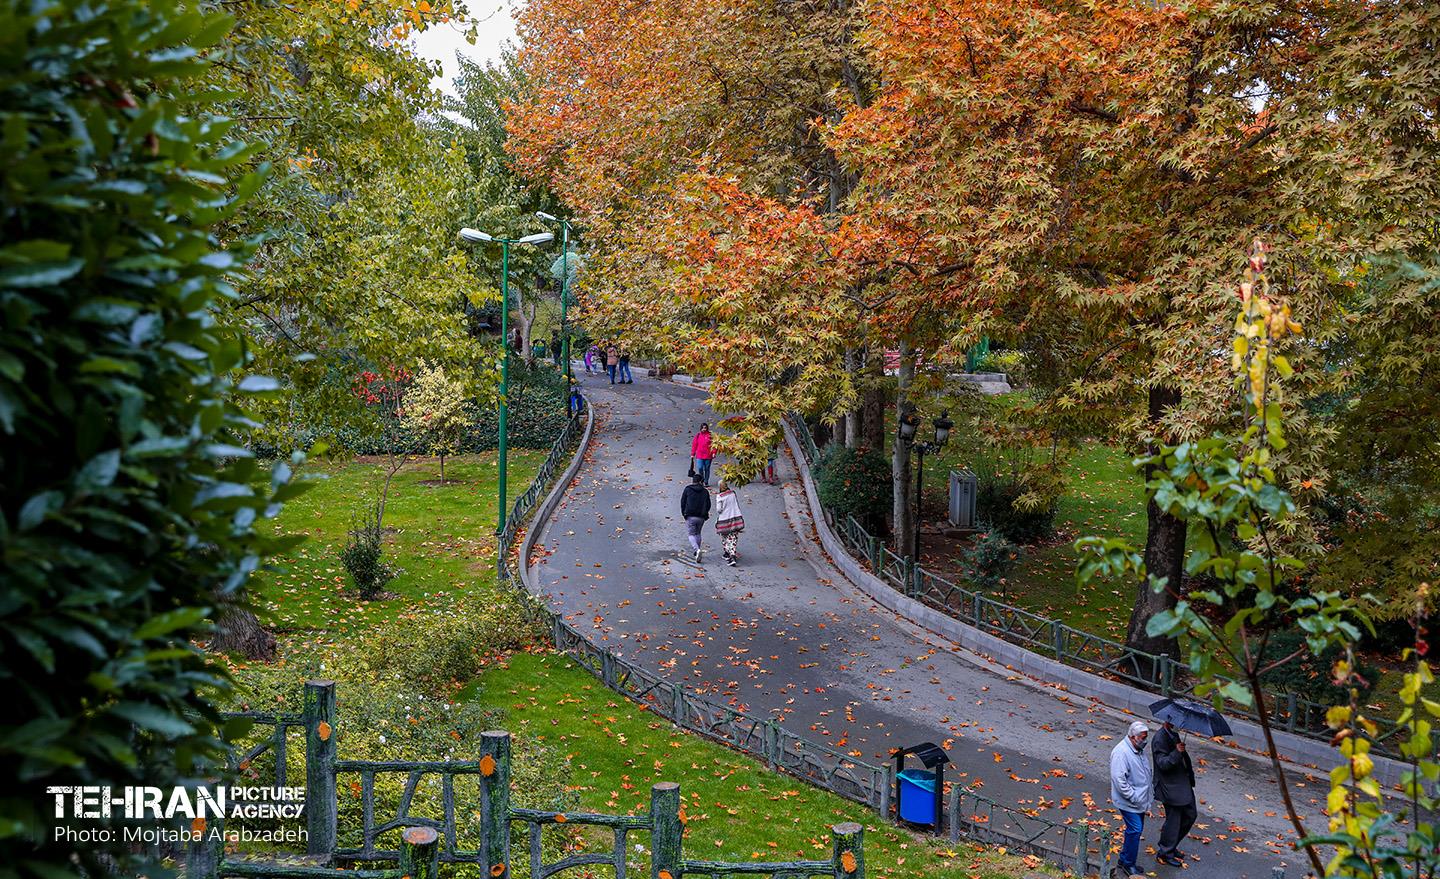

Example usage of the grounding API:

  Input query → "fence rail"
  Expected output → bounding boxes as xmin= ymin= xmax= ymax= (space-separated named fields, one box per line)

xmin=200 ymin=685 xmax=862 ymax=879
xmin=783 ymin=412 xmax=1400 ymax=755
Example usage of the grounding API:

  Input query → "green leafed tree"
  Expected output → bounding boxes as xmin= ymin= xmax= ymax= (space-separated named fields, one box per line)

xmin=402 ymin=360 xmax=470 ymax=483
xmin=198 ymin=0 xmax=492 ymax=448
xmin=0 ymin=0 xmax=306 ymax=873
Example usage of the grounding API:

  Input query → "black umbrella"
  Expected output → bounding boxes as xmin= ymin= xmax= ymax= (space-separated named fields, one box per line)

xmin=1148 ymin=697 xmax=1233 ymax=738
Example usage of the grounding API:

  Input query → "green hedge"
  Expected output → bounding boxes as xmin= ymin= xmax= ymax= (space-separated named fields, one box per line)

xmin=815 ymin=444 xmax=891 ymax=533
xmin=0 ymin=1 xmax=304 ymax=873
xmin=254 ymin=362 xmax=570 ymax=457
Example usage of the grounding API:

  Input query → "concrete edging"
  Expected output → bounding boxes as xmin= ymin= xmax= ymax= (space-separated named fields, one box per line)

xmin=518 ymin=401 xmax=595 ymax=592
xmin=779 ymin=418 xmax=1410 ymax=788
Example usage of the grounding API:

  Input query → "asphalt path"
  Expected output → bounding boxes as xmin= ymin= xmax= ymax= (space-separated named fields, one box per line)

xmin=528 ymin=374 xmax=1326 ymax=878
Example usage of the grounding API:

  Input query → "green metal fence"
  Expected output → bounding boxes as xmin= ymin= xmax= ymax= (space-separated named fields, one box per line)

xmin=196 ymin=683 xmax=862 ymax=879
xmin=783 ymin=412 xmax=1400 ymax=754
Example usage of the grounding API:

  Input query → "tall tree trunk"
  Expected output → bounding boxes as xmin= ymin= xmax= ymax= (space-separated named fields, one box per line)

xmin=843 ymin=348 xmax=860 ymax=448
xmin=892 ymin=342 xmax=915 ymax=556
xmin=211 ymin=593 xmax=277 ymax=661
xmin=1125 ymin=385 xmax=1185 ymax=659
xmin=862 ymin=348 xmax=885 ymax=452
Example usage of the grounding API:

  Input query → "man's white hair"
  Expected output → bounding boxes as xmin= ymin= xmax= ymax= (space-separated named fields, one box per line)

xmin=1128 ymin=720 xmax=1150 ymax=738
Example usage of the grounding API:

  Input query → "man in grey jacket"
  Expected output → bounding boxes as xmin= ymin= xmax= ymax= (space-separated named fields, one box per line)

xmin=1109 ymin=720 xmax=1154 ymax=877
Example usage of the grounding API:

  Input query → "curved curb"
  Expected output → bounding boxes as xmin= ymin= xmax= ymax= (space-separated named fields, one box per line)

xmin=779 ymin=419 xmax=1408 ymax=788
xmin=518 ymin=402 xmax=595 ymax=596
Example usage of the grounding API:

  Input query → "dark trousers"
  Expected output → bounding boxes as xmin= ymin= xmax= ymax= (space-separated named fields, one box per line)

xmin=1157 ymin=801 xmax=1197 ymax=856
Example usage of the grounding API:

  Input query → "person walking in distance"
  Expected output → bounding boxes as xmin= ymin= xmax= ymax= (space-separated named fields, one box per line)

xmin=680 ymin=473 xmax=710 ymax=563
xmin=763 ymin=443 xmax=778 ymax=485
xmin=1152 ymin=720 xmax=1197 ymax=867
xmin=618 ymin=348 xmax=633 ymax=383
xmin=714 ymin=480 xmax=745 ymax=566
xmin=691 ymin=423 xmax=715 ymax=486
xmin=1109 ymin=720 xmax=1154 ymax=878
xmin=605 ymin=343 xmax=619 ymax=384
xmin=584 ymin=344 xmax=599 ymax=375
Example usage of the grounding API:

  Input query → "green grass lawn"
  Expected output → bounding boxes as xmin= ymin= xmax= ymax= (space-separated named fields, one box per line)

xmin=249 ymin=451 xmax=545 ymax=636
xmin=913 ymin=439 xmax=1144 ymax=639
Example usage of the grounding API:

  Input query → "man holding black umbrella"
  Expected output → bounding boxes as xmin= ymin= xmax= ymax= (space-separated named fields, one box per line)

xmin=1152 ymin=719 xmax=1198 ymax=867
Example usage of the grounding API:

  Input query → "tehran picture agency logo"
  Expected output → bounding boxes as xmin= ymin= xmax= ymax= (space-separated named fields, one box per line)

xmin=47 ymin=785 xmax=308 ymax=846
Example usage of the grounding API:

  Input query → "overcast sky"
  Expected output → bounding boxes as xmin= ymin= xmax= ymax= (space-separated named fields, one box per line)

xmin=411 ymin=1 xmax=519 ymax=98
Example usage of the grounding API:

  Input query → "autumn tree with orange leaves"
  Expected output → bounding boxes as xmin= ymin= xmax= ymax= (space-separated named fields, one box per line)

xmin=833 ymin=0 xmax=1440 ymax=656
xmin=510 ymin=0 xmax=1440 ymax=656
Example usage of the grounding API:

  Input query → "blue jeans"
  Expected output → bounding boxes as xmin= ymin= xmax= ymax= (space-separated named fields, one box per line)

xmin=1118 ymin=810 xmax=1145 ymax=872
xmin=696 ymin=457 xmax=712 ymax=485
xmin=607 ymin=364 xmax=617 ymax=383
xmin=619 ymin=362 xmax=632 ymax=382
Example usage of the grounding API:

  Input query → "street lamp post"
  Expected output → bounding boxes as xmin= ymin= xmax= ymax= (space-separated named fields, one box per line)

xmin=535 ymin=211 xmax=573 ymax=404
xmin=458 ymin=227 xmax=554 ymax=548
xmin=899 ymin=407 xmax=953 ymax=563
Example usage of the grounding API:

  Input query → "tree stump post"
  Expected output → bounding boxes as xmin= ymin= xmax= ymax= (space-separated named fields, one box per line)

xmin=185 ymin=808 xmax=223 ymax=879
xmin=480 ymin=730 xmax=512 ymax=878
xmin=832 ymin=822 xmax=864 ymax=879
xmin=399 ymin=826 xmax=441 ymax=879
xmin=650 ymin=782 xmax=682 ymax=879
xmin=304 ymin=680 xmax=337 ymax=856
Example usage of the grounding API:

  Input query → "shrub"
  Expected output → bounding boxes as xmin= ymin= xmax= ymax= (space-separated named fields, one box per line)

xmin=975 ymin=349 xmax=1028 ymax=386
xmin=975 ymin=474 xmax=1056 ymax=544
xmin=341 ymin=504 xmax=396 ymax=599
xmin=0 ymin=1 xmax=306 ymax=872
xmin=225 ymin=597 xmax=569 ymax=844
xmin=962 ymin=530 xmax=1021 ymax=597
xmin=250 ymin=360 xmax=570 ymax=458
xmin=815 ymin=444 xmax=891 ymax=533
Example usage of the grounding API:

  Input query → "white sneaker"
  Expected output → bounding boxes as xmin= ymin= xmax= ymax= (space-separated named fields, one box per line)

xmin=694 ymin=548 xmax=702 ymax=563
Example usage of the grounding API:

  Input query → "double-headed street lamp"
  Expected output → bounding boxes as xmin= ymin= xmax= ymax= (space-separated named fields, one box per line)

xmin=534 ymin=211 xmax=574 ymax=400
xmin=899 ymin=406 xmax=954 ymax=563
xmin=457 ymin=227 xmax=554 ymax=543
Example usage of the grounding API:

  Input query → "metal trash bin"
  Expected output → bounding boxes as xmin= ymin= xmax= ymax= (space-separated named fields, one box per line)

xmin=949 ymin=468 xmax=977 ymax=529
xmin=893 ymin=742 xmax=951 ymax=830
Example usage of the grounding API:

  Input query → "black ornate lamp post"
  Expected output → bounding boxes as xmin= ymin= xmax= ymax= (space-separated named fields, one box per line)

xmin=900 ymin=407 xmax=953 ymax=562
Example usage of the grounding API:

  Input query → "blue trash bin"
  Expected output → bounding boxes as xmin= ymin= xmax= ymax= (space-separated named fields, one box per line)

xmin=897 ymin=768 xmax=938 ymax=825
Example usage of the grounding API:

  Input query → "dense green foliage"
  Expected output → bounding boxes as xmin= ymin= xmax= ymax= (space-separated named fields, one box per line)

xmin=340 ymin=503 xmax=395 ymax=600
xmin=0 ymin=0 xmax=302 ymax=871
xmin=961 ymin=531 xmax=1021 ymax=598
xmin=252 ymin=361 xmax=568 ymax=457
xmin=815 ymin=444 xmax=891 ymax=532
xmin=1257 ymin=630 xmax=1377 ymax=708
xmin=202 ymin=0 xmax=493 ymax=431
xmin=975 ymin=475 xmax=1057 ymax=545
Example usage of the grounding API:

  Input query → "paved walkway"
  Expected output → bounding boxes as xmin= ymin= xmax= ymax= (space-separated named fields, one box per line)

xmin=529 ymin=376 xmax=1323 ymax=878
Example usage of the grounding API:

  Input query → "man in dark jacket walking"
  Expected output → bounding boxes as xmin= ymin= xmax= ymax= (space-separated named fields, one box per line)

xmin=1152 ymin=720 xmax=1197 ymax=867
xmin=680 ymin=473 xmax=711 ymax=563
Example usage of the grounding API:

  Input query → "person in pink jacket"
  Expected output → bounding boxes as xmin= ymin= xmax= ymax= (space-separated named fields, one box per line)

xmin=691 ymin=423 xmax=714 ymax=486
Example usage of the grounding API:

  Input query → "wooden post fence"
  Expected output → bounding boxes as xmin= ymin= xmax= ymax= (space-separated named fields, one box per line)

xmin=304 ymin=680 xmax=336 ymax=856
xmin=651 ymin=782 xmax=682 ymax=879
xmin=480 ymin=730 xmax=512 ymax=879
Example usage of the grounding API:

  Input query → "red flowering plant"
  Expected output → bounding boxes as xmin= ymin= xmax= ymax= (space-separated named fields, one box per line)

xmin=353 ymin=364 xmax=413 ymax=526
